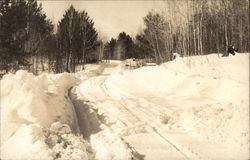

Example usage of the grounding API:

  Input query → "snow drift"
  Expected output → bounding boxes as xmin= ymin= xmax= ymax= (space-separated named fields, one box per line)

xmin=1 ymin=53 xmax=249 ymax=160
xmin=0 ymin=70 xmax=90 ymax=159
xmin=103 ymin=53 xmax=249 ymax=159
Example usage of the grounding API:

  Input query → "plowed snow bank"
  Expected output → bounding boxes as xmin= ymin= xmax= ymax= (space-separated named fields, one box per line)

xmin=0 ymin=70 xmax=90 ymax=159
xmin=104 ymin=53 xmax=249 ymax=158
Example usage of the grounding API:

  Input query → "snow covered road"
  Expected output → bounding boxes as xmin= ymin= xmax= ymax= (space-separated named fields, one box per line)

xmin=73 ymin=54 xmax=249 ymax=160
xmin=1 ymin=54 xmax=248 ymax=160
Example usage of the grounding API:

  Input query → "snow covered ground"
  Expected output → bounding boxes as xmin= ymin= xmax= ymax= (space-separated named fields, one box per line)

xmin=1 ymin=53 xmax=249 ymax=160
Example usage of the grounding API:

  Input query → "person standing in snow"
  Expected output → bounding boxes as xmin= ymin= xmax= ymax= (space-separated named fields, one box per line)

xmin=227 ymin=45 xmax=237 ymax=55
xmin=223 ymin=45 xmax=238 ymax=57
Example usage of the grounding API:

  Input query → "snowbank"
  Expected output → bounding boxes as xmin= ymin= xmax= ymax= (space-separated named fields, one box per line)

xmin=0 ymin=62 xmax=127 ymax=160
xmin=0 ymin=70 xmax=90 ymax=159
xmin=107 ymin=53 xmax=249 ymax=99
xmin=105 ymin=53 xmax=249 ymax=155
xmin=1 ymin=53 xmax=249 ymax=159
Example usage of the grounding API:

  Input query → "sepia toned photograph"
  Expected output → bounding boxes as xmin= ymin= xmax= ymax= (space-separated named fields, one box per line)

xmin=0 ymin=0 xmax=249 ymax=159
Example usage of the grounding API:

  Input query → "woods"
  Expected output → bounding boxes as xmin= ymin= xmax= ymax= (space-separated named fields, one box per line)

xmin=0 ymin=0 xmax=249 ymax=74
xmin=135 ymin=0 xmax=249 ymax=63
xmin=103 ymin=32 xmax=134 ymax=60
xmin=55 ymin=6 xmax=99 ymax=73
xmin=0 ymin=0 xmax=53 ymax=73
xmin=0 ymin=1 xmax=100 ymax=74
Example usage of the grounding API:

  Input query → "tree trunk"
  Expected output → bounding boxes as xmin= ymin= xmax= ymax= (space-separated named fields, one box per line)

xmin=224 ymin=7 xmax=228 ymax=52
xmin=154 ymin=32 xmax=163 ymax=63
xmin=193 ymin=1 xmax=197 ymax=55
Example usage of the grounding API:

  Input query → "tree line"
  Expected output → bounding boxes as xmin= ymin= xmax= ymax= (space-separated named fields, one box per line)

xmin=0 ymin=0 xmax=100 ymax=74
xmin=0 ymin=0 xmax=54 ymax=73
xmin=103 ymin=0 xmax=249 ymax=64
xmin=133 ymin=0 xmax=249 ymax=64
xmin=0 ymin=0 xmax=249 ymax=74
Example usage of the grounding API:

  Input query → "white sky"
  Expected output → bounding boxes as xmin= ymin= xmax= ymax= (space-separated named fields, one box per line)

xmin=38 ymin=1 xmax=166 ymax=40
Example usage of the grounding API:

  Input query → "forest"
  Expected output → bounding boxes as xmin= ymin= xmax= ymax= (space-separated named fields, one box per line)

xmin=0 ymin=0 xmax=249 ymax=74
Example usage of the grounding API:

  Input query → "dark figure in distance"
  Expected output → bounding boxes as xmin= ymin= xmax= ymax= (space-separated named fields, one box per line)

xmin=223 ymin=45 xmax=238 ymax=57
xmin=227 ymin=45 xmax=237 ymax=55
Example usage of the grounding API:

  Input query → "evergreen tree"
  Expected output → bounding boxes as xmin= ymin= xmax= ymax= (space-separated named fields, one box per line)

xmin=78 ymin=11 xmax=99 ymax=63
xmin=103 ymin=38 xmax=116 ymax=60
xmin=57 ymin=5 xmax=99 ymax=72
xmin=0 ymin=0 xmax=28 ymax=72
xmin=116 ymin=32 xmax=134 ymax=59
xmin=134 ymin=34 xmax=153 ymax=59
xmin=57 ymin=5 xmax=79 ymax=72
xmin=0 ymin=0 xmax=54 ymax=73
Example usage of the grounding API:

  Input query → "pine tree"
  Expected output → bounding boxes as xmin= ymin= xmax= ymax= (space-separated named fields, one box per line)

xmin=116 ymin=32 xmax=134 ymax=59
xmin=0 ymin=0 xmax=54 ymax=73
xmin=0 ymin=0 xmax=27 ymax=72
xmin=78 ymin=11 xmax=99 ymax=63
xmin=57 ymin=6 xmax=99 ymax=72
xmin=103 ymin=38 xmax=116 ymax=60
xmin=135 ymin=34 xmax=153 ymax=59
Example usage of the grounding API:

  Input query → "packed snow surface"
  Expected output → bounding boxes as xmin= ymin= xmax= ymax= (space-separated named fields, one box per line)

xmin=1 ymin=53 xmax=249 ymax=160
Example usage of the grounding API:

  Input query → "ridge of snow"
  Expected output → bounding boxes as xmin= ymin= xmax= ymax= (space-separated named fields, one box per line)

xmin=1 ymin=53 xmax=249 ymax=160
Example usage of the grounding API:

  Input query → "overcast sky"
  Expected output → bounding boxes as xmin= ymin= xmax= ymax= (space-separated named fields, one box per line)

xmin=38 ymin=1 xmax=165 ymax=40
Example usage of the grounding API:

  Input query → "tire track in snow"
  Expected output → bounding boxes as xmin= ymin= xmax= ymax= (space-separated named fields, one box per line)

xmin=77 ymin=64 xmax=203 ymax=160
xmin=69 ymin=87 xmax=146 ymax=160
xmin=118 ymin=100 xmax=204 ymax=160
xmin=99 ymin=76 xmax=141 ymax=124
xmin=101 ymin=78 xmax=166 ymax=123
xmin=102 ymin=77 xmax=224 ymax=160
xmin=120 ymin=100 xmax=204 ymax=160
xmin=99 ymin=77 xmax=202 ymax=160
xmin=77 ymin=78 xmax=130 ymax=128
